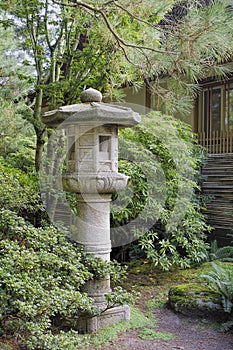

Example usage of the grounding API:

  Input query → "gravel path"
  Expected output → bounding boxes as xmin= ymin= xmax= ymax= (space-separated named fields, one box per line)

xmin=95 ymin=306 xmax=233 ymax=350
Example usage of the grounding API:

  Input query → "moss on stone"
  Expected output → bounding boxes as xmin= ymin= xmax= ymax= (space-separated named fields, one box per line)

xmin=168 ymin=283 xmax=222 ymax=316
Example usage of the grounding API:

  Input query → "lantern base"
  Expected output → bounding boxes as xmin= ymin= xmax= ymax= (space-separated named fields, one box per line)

xmin=78 ymin=305 xmax=130 ymax=333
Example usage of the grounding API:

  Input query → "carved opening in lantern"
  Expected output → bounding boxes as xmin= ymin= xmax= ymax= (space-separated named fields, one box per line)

xmin=99 ymin=135 xmax=111 ymax=160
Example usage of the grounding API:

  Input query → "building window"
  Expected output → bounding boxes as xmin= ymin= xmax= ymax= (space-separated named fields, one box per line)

xmin=198 ymin=82 xmax=233 ymax=134
xmin=226 ymin=84 xmax=233 ymax=129
xmin=197 ymin=79 xmax=233 ymax=154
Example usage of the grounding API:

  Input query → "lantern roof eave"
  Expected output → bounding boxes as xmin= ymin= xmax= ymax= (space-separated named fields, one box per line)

xmin=42 ymin=102 xmax=141 ymax=129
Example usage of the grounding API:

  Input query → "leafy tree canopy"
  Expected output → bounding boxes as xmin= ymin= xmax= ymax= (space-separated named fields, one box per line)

xmin=0 ymin=23 xmax=35 ymax=169
xmin=1 ymin=0 xmax=232 ymax=169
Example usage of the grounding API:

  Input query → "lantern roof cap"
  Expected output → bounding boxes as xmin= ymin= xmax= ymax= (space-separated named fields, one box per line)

xmin=80 ymin=88 xmax=102 ymax=103
xmin=42 ymin=88 xmax=141 ymax=128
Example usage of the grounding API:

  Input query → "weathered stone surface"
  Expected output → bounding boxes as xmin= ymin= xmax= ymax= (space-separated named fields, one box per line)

xmin=62 ymin=172 xmax=129 ymax=193
xmin=42 ymin=101 xmax=141 ymax=128
xmin=168 ymin=283 xmax=224 ymax=317
xmin=78 ymin=305 xmax=130 ymax=333
xmin=81 ymin=277 xmax=111 ymax=309
xmin=70 ymin=193 xmax=112 ymax=262
xmin=80 ymin=87 xmax=102 ymax=103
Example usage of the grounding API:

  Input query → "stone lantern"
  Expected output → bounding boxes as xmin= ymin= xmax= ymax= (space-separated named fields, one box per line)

xmin=42 ymin=88 xmax=141 ymax=332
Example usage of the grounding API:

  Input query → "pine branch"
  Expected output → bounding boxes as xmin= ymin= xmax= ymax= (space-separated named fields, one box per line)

xmin=113 ymin=1 xmax=163 ymax=31
xmin=52 ymin=0 xmax=177 ymax=55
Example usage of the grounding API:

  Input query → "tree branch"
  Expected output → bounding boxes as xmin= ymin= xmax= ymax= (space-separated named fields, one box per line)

xmin=117 ymin=42 xmax=143 ymax=69
xmin=98 ymin=8 xmax=168 ymax=54
xmin=113 ymin=1 xmax=163 ymax=31
xmin=52 ymin=0 xmax=177 ymax=55
xmin=44 ymin=0 xmax=53 ymax=51
xmin=25 ymin=12 xmax=42 ymax=82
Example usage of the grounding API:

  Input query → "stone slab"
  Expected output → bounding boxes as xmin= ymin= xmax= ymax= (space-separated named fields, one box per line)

xmin=78 ymin=305 xmax=130 ymax=333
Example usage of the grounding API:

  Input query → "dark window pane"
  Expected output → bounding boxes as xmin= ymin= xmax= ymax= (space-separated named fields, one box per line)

xmin=227 ymin=88 xmax=233 ymax=128
xmin=203 ymin=90 xmax=209 ymax=133
xmin=211 ymin=89 xmax=221 ymax=132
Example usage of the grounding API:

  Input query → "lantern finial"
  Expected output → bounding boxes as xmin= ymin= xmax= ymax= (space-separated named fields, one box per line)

xmin=80 ymin=88 xmax=102 ymax=103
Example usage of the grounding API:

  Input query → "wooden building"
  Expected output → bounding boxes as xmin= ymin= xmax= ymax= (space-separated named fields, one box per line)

xmin=195 ymin=74 xmax=233 ymax=245
xmin=124 ymin=72 xmax=233 ymax=245
xmin=124 ymin=2 xmax=233 ymax=245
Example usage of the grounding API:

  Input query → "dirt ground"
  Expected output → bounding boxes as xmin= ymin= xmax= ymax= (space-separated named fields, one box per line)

xmin=95 ymin=266 xmax=233 ymax=350
xmin=2 ymin=307 xmax=233 ymax=350
xmin=97 ymin=306 xmax=233 ymax=350
xmin=1 ymin=264 xmax=233 ymax=350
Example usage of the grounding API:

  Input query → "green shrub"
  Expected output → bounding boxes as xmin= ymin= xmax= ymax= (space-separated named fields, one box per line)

xmin=208 ymin=239 xmax=233 ymax=263
xmin=0 ymin=160 xmax=42 ymax=223
xmin=200 ymin=263 xmax=233 ymax=313
xmin=112 ymin=112 xmax=210 ymax=270
xmin=199 ymin=262 xmax=233 ymax=330
xmin=0 ymin=209 xmax=132 ymax=348
xmin=0 ymin=100 xmax=35 ymax=172
xmin=215 ymin=247 xmax=233 ymax=262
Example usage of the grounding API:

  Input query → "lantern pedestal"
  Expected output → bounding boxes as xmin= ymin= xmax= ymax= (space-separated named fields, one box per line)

xmin=70 ymin=193 xmax=112 ymax=261
xmin=78 ymin=305 xmax=130 ymax=333
xmin=62 ymin=177 xmax=131 ymax=332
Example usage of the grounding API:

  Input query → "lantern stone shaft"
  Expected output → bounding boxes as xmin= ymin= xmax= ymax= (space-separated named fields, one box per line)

xmin=42 ymin=88 xmax=141 ymax=332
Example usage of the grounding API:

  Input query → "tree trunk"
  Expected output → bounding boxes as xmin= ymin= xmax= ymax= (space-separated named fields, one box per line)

xmin=35 ymin=127 xmax=47 ymax=172
xmin=33 ymin=87 xmax=46 ymax=172
xmin=43 ymin=130 xmax=66 ymax=222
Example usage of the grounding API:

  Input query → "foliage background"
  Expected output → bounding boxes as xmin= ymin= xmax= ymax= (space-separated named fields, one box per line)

xmin=0 ymin=0 xmax=233 ymax=347
xmin=110 ymin=111 xmax=210 ymax=270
